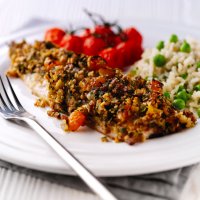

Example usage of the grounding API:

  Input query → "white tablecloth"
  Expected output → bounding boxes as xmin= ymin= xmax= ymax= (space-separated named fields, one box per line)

xmin=0 ymin=0 xmax=200 ymax=199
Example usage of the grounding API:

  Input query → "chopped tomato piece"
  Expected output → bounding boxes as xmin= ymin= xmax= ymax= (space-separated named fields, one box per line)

xmin=92 ymin=76 xmax=106 ymax=87
xmin=88 ymin=55 xmax=107 ymax=70
xmin=68 ymin=111 xmax=86 ymax=131
xmin=98 ymin=68 xmax=115 ymax=77
xmin=151 ymin=80 xmax=163 ymax=92
xmin=44 ymin=60 xmax=61 ymax=70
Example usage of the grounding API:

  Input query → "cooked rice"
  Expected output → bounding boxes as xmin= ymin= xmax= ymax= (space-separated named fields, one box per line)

xmin=130 ymin=36 xmax=200 ymax=117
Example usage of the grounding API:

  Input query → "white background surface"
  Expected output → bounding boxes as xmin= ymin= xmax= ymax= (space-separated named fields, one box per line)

xmin=0 ymin=0 xmax=200 ymax=199
xmin=0 ymin=0 xmax=199 ymax=37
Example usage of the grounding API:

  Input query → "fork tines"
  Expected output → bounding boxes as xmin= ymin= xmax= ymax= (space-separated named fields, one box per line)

xmin=0 ymin=76 xmax=25 ymax=112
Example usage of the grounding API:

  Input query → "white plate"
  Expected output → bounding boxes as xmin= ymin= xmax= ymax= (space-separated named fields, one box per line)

xmin=0 ymin=20 xmax=200 ymax=177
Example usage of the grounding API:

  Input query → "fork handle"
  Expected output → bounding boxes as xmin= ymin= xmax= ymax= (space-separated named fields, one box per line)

xmin=23 ymin=117 xmax=118 ymax=200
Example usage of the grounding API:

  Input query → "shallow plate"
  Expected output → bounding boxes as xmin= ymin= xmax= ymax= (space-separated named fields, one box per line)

xmin=0 ymin=20 xmax=200 ymax=177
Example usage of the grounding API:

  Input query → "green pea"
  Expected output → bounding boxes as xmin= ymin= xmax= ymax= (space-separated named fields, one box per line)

xmin=172 ymin=99 xmax=185 ymax=110
xmin=170 ymin=34 xmax=178 ymax=43
xmin=153 ymin=54 xmax=166 ymax=67
xmin=180 ymin=73 xmax=188 ymax=79
xmin=177 ymin=85 xmax=185 ymax=93
xmin=156 ymin=41 xmax=164 ymax=50
xmin=180 ymin=41 xmax=191 ymax=53
xmin=164 ymin=91 xmax=170 ymax=99
xmin=187 ymin=92 xmax=192 ymax=99
xmin=194 ymin=84 xmax=200 ymax=91
xmin=197 ymin=108 xmax=200 ymax=118
xmin=196 ymin=62 xmax=200 ymax=69
xmin=175 ymin=90 xmax=189 ymax=102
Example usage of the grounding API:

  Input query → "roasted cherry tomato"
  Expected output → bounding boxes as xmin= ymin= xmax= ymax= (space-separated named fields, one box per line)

xmin=83 ymin=36 xmax=107 ymax=55
xmin=99 ymin=48 xmax=118 ymax=68
xmin=93 ymin=25 xmax=114 ymax=38
xmin=114 ymin=35 xmax=122 ymax=46
xmin=60 ymin=35 xmax=83 ymax=53
xmin=133 ymin=44 xmax=143 ymax=62
xmin=94 ymin=25 xmax=116 ymax=46
xmin=124 ymin=27 xmax=143 ymax=45
xmin=44 ymin=28 xmax=66 ymax=45
xmin=80 ymin=28 xmax=91 ymax=40
xmin=44 ymin=22 xmax=143 ymax=69
xmin=116 ymin=40 xmax=143 ymax=68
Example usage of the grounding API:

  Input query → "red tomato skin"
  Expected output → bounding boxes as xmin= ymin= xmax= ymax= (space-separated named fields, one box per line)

xmin=125 ymin=40 xmax=143 ymax=64
xmin=115 ymin=42 xmax=127 ymax=68
xmin=60 ymin=35 xmax=83 ymax=53
xmin=83 ymin=36 xmax=107 ymax=56
xmin=44 ymin=28 xmax=66 ymax=45
xmin=92 ymin=25 xmax=116 ymax=47
xmin=93 ymin=25 xmax=114 ymax=37
xmin=124 ymin=27 xmax=143 ymax=45
xmin=114 ymin=35 xmax=122 ymax=46
xmin=116 ymin=40 xmax=143 ymax=68
xmin=132 ymin=44 xmax=143 ymax=62
xmin=88 ymin=55 xmax=107 ymax=70
xmin=99 ymin=48 xmax=118 ymax=68
xmin=80 ymin=28 xmax=91 ymax=40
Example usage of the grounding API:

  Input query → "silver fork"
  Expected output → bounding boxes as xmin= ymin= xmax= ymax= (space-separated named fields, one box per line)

xmin=0 ymin=76 xmax=118 ymax=200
